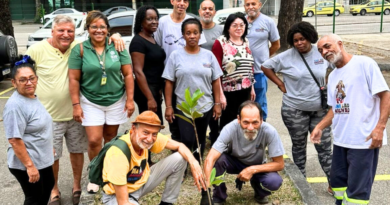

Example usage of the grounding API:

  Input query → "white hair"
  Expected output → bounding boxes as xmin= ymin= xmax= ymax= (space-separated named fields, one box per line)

xmin=52 ymin=15 xmax=75 ymax=29
xmin=319 ymin=33 xmax=343 ymax=43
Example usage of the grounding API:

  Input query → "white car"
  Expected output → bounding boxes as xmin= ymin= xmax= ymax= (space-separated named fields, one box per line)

xmin=213 ymin=7 xmax=245 ymax=25
xmin=41 ymin=8 xmax=86 ymax=23
xmin=75 ymin=9 xmax=175 ymax=50
xmin=28 ymin=15 xmax=86 ymax=48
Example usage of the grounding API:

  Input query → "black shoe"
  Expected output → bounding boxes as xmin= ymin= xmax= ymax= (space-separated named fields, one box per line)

xmin=254 ymin=195 xmax=269 ymax=204
xmin=159 ymin=201 xmax=173 ymax=205
xmin=200 ymin=189 xmax=214 ymax=205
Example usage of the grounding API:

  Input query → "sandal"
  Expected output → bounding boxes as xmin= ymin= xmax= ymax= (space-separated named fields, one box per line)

xmin=48 ymin=192 xmax=61 ymax=205
xmin=72 ymin=189 xmax=82 ymax=205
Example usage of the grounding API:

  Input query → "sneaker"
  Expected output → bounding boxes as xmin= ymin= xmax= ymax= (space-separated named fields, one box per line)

xmin=87 ymin=182 xmax=99 ymax=194
xmin=254 ymin=195 xmax=269 ymax=204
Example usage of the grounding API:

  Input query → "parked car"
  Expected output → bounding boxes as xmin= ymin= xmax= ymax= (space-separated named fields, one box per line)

xmin=213 ymin=7 xmax=245 ymax=25
xmin=102 ymin=6 xmax=134 ymax=17
xmin=75 ymin=9 xmax=198 ymax=50
xmin=41 ymin=8 xmax=86 ymax=23
xmin=0 ymin=31 xmax=18 ymax=81
xmin=350 ymin=0 xmax=390 ymax=16
xmin=29 ymin=15 xmax=86 ymax=48
xmin=303 ymin=1 xmax=345 ymax=17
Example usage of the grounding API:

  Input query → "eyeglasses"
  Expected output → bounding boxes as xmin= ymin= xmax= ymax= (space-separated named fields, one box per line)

xmin=89 ymin=25 xmax=107 ymax=31
xmin=231 ymin=24 xmax=245 ymax=29
xmin=18 ymin=76 xmax=38 ymax=84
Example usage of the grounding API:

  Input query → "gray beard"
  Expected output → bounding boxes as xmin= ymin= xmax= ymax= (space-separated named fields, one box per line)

xmin=243 ymin=129 xmax=258 ymax=141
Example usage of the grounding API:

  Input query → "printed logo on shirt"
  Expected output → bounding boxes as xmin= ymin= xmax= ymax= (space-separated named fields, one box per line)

xmin=334 ymin=80 xmax=349 ymax=114
xmin=255 ymin=27 xmax=265 ymax=32
xmin=164 ymin=34 xmax=185 ymax=47
xmin=110 ymin=51 xmax=119 ymax=62
xmin=203 ymin=63 xmax=212 ymax=68
xmin=314 ymin=59 xmax=324 ymax=65
xmin=127 ymin=159 xmax=147 ymax=184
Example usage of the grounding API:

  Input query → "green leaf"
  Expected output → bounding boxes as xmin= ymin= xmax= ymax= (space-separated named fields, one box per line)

xmin=232 ymin=59 xmax=241 ymax=67
xmin=195 ymin=102 xmax=212 ymax=113
xmin=178 ymin=102 xmax=193 ymax=118
xmin=184 ymin=88 xmax=193 ymax=108
xmin=177 ymin=103 xmax=191 ymax=116
xmin=193 ymin=110 xmax=204 ymax=119
xmin=234 ymin=51 xmax=242 ymax=57
xmin=175 ymin=114 xmax=193 ymax=124
xmin=209 ymin=168 xmax=216 ymax=184
xmin=191 ymin=89 xmax=204 ymax=104
xmin=211 ymin=179 xmax=225 ymax=186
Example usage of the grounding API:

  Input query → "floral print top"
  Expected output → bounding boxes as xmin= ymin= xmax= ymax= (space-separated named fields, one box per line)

xmin=212 ymin=36 xmax=255 ymax=92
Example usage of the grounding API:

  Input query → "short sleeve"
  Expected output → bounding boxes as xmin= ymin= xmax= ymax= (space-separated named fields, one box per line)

xmin=154 ymin=24 xmax=163 ymax=47
xmin=268 ymin=20 xmax=280 ymax=43
xmin=150 ymin=133 xmax=169 ymax=154
xmin=265 ymin=126 xmax=285 ymax=158
xmin=212 ymin=40 xmax=223 ymax=68
xmin=161 ymin=52 xmax=177 ymax=82
xmin=212 ymin=123 xmax=234 ymax=154
xmin=262 ymin=54 xmax=281 ymax=72
xmin=365 ymin=59 xmax=389 ymax=96
xmin=210 ymin=53 xmax=223 ymax=81
xmin=199 ymin=32 xmax=207 ymax=45
xmin=129 ymin=37 xmax=146 ymax=54
xmin=3 ymin=106 xmax=27 ymax=139
xmin=103 ymin=147 xmax=129 ymax=185
xmin=68 ymin=43 xmax=82 ymax=70
xmin=118 ymin=49 xmax=132 ymax=65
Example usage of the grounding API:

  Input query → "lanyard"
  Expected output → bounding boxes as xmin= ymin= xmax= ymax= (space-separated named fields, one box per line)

xmin=95 ymin=49 xmax=107 ymax=85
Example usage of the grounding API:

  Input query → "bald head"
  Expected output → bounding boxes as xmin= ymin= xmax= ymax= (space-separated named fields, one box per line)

xmin=318 ymin=34 xmax=348 ymax=66
xmin=199 ymin=0 xmax=216 ymax=24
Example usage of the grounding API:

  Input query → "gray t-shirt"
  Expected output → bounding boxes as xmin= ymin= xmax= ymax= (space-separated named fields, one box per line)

xmin=3 ymin=91 xmax=54 ymax=170
xmin=262 ymin=46 xmax=329 ymax=111
xmin=162 ymin=48 xmax=223 ymax=113
xmin=213 ymin=120 xmax=285 ymax=165
xmin=246 ymin=14 xmax=280 ymax=73
xmin=155 ymin=14 xmax=206 ymax=64
xmin=201 ymin=24 xmax=223 ymax=51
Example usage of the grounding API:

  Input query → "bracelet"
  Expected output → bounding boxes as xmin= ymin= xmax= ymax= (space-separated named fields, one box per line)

xmin=214 ymin=103 xmax=221 ymax=106
xmin=166 ymin=106 xmax=173 ymax=109
xmin=72 ymin=103 xmax=80 ymax=106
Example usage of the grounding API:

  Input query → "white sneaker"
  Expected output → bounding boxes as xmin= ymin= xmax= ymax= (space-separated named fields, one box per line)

xmin=87 ymin=182 xmax=100 ymax=194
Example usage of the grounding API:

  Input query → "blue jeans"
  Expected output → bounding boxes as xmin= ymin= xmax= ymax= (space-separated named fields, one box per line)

xmin=254 ymin=73 xmax=268 ymax=121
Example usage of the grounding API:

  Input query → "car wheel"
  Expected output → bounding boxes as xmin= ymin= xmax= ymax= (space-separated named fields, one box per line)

xmin=352 ymin=14 xmax=357 ymax=16
xmin=375 ymin=13 xmax=380 ymax=15
xmin=385 ymin=9 xmax=390 ymax=15
xmin=327 ymin=14 xmax=332 ymax=16
xmin=307 ymin=11 xmax=314 ymax=17
xmin=360 ymin=9 xmax=366 ymax=16
xmin=335 ymin=10 xmax=340 ymax=16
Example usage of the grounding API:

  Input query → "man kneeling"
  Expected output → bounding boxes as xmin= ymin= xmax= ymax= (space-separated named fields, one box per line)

xmin=203 ymin=101 xmax=285 ymax=204
xmin=102 ymin=111 xmax=206 ymax=205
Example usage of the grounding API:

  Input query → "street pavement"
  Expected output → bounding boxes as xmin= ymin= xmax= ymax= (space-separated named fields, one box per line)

xmin=1 ymin=21 xmax=389 ymax=204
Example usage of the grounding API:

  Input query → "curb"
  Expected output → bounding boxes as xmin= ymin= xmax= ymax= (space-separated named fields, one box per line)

xmin=283 ymin=158 xmax=321 ymax=205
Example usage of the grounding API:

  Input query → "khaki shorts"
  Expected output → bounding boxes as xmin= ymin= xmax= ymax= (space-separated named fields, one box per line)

xmin=53 ymin=119 xmax=87 ymax=161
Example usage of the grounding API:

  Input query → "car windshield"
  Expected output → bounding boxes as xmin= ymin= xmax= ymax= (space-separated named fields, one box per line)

xmin=43 ymin=18 xmax=83 ymax=29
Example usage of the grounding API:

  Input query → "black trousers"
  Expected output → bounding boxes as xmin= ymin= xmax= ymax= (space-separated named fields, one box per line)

xmin=134 ymin=82 xmax=164 ymax=121
xmin=9 ymin=166 xmax=55 ymax=205
xmin=220 ymin=88 xmax=251 ymax=130
xmin=176 ymin=109 xmax=212 ymax=162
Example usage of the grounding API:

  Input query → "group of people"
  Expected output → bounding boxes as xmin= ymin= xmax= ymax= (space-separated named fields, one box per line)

xmin=3 ymin=0 xmax=389 ymax=205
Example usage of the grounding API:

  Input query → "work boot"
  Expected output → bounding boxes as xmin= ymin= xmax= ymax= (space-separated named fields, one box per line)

xmin=200 ymin=189 xmax=214 ymax=205
xmin=254 ymin=195 xmax=269 ymax=204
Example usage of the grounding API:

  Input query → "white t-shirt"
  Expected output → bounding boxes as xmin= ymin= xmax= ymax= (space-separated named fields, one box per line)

xmin=262 ymin=46 xmax=329 ymax=111
xmin=327 ymin=55 xmax=389 ymax=149
xmin=154 ymin=14 xmax=206 ymax=64
xmin=246 ymin=14 xmax=280 ymax=73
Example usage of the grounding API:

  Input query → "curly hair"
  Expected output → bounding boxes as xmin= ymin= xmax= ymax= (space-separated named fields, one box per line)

xmin=134 ymin=5 xmax=160 ymax=34
xmin=11 ymin=55 xmax=36 ymax=79
xmin=222 ymin=12 xmax=248 ymax=41
xmin=86 ymin=10 xmax=110 ymax=29
xmin=181 ymin=18 xmax=203 ymax=35
xmin=287 ymin=21 xmax=318 ymax=47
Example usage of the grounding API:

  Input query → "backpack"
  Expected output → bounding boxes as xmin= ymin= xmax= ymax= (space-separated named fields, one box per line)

xmin=88 ymin=131 xmax=131 ymax=187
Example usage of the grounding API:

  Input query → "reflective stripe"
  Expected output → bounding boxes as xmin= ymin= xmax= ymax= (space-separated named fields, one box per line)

xmin=260 ymin=182 xmax=279 ymax=193
xmin=342 ymin=192 xmax=369 ymax=205
xmin=332 ymin=187 xmax=347 ymax=200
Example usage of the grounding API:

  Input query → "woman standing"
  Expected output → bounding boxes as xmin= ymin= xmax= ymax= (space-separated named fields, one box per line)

xmin=261 ymin=22 xmax=333 ymax=194
xmin=68 ymin=11 xmax=134 ymax=193
xmin=130 ymin=5 xmax=165 ymax=165
xmin=212 ymin=13 xmax=255 ymax=130
xmin=163 ymin=18 xmax=223 ymax=161
xmin=4 ymin=55 xmax=55 ymax=204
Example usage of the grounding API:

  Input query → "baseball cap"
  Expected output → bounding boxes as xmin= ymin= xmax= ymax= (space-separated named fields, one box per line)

xmin=132 ymin=111 xmax=165 ymax=129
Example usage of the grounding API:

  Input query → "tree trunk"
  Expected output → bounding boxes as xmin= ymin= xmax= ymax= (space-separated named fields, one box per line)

xmin=60 ymin=0 xmax=64 ymax=8
xmin=34 ymin=0 xmax=42 ymax=23
xmin=82 ymin=0 xmax=86 ymax=12
xmin=277 ymin=0 xmax=304 ymax=52
xmin=52 ymin=0 xmax=56 ymax=10
xmin=0 ymin=0 xmax=14 ymax=37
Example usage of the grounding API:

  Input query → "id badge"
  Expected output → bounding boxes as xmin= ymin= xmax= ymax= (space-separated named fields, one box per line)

xmin=101 ymin=73 xmax=107 ymax=85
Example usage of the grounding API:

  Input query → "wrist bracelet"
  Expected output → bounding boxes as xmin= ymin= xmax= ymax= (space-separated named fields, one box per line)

xmin=214 ymin=103 xmax=221 ymax=105
xmin=166 ymin=106 xmax=172 ymax=109
xmin=72 ymin=103 xmax=80 ymax=106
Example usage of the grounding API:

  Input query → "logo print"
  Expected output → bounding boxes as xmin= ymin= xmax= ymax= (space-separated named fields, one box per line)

xmin=314 ymin=59 xmax=324 ymax=65
xmin=203 ymin=63 xmax=212 ymax=68
xmin=334 ymin=80 xmax=349 ymax=114
xmin=164 ymin=34 xmax=184 ymax=46
xmin=127 ymin=159 xmax=147 ymax=184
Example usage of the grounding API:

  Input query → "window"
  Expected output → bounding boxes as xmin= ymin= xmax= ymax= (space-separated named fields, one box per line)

xmin=53 ymin=10 xmax=64 ymax=14
xmin=63 ymin=9 xmax=74 ymax=13
xmin=109 ymin=15 xmax=134 ymax=37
